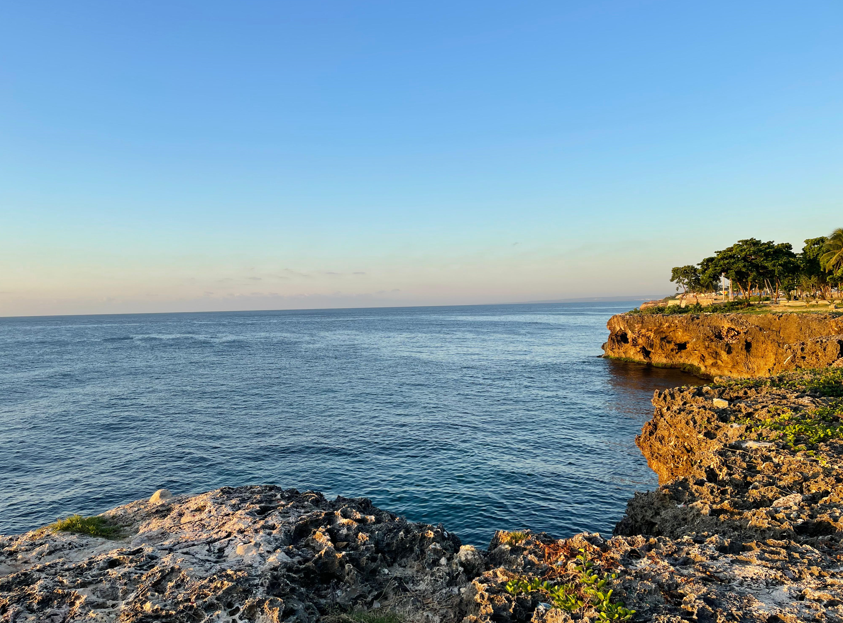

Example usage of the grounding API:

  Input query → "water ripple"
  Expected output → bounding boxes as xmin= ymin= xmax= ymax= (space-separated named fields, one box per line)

xmin=0 ymin=303 xmax=702 ymax=545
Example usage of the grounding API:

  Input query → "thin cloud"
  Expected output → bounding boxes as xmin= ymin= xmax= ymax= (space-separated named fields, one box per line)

xmin=283 ymin=269 xmax=312 ymax=278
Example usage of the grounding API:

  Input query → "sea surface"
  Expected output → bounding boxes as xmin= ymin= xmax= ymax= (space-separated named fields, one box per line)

xmin=0 ymin=302 xmax=702 ymax=546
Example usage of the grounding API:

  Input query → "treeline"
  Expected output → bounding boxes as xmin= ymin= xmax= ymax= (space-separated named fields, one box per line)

xmin=671 ymin=228 xmax=843 ymax=302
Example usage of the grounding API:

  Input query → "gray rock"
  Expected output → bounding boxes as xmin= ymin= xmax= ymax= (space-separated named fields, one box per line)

xmin=0 ymin=486 xmax=471 ymax=622
xmin=148 ymin=488 xmax=172 ymax=503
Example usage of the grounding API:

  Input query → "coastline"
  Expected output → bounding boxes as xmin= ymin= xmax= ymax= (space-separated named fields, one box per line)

xmin=3 ymin=314 xmax=843 ymax=621
xmin=4 ymin=368 xmax=843 ymax=621
xmin=603 ymin=312 xmax=843 ymax=378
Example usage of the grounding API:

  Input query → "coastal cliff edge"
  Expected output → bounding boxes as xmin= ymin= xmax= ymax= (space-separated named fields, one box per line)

xmin=603 ymin=312 xmax=843 ymax=378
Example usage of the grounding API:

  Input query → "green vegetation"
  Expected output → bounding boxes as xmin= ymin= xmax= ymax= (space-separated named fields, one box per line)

xmin=48 ymin=514 xmax=120 ymax=538
xmin=629 ymin=300 xmax=751 ymax=316
xmin=723 ymin=368 xmax=843 ymax=397
xmin=820 ymin=228 xmax=843 ymax=277
xmin=666 ymin=230 xmax=843 ymax=304
xmin=504 ymin=549 xmax=635 ymax=621
xmin=768 ymin=368 xmax=843 ymax=397
xmin=741 ymin=401 xmax=843 ymax=450
xmin=721 ymin=369 xmax=843 ymax=449
xmin=502 ymin=530 xmax=529 ymax=545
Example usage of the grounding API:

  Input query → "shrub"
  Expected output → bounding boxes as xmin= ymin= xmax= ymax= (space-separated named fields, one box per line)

xmin=49 ymin=514 xmax=119 ymax=538
xmin=502 ymin=531 xmax=529 ymax=545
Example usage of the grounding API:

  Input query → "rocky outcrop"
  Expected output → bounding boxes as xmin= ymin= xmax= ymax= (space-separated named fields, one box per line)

xmin=466 ymin=529 xmax=843 ymax=623
xmin=603 ymin=312 xmax=843 ymax=378
xmin=0 ymin=487 xmax=481 ymax=623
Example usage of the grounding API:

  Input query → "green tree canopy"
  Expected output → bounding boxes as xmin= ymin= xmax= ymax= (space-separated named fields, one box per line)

xmin=670 ymin=265 xmax=701 ymax=296
xmin=820 ymin=228 xmax=843 ymax=276
xmin=669 ymin=233 xmax=824 ymax=302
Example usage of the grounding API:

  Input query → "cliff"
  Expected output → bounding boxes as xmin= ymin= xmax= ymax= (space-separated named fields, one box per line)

xmin=602 ymin=312 xmax=843 ymax=378
xmin=618 ymin=372 xmax=843 ymax=545
xmin=4 ymin=371 xmax=843 ymax=622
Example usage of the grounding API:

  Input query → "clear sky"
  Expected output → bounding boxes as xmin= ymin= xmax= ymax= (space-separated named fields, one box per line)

xmin=1 ymin=1 xmax=841 ymax=316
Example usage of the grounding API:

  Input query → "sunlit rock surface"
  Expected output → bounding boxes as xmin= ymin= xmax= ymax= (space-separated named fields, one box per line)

xmin=603 ymin=312 xmax=843 ymax=378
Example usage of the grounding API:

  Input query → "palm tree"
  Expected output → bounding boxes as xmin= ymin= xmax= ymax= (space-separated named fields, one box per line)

xmin=820 ymin=228 xmax=843 ymax=275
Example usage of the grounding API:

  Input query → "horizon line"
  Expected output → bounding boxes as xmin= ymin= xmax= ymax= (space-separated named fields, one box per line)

xmin=0 ymin=295 xmax=660 ymax=321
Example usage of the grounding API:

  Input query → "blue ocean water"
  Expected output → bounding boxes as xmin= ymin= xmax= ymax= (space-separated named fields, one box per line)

xmin=0 ymin=302 xmax=701 ymax=546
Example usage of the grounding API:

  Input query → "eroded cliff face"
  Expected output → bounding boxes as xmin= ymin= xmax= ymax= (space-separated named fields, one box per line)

xmin=621 ymin=376 xmax=843 ymax=542
xmin=603 ymin=312 xmax=843 ymax=378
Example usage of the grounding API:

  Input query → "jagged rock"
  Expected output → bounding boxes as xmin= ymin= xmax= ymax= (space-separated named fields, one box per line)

xmin=603 ymin=313 xmax=843 ymax=378
xmin=0 ymin=486 xmax=473 ymax=622
xmin=464 ymin=530 xmax=843 ymax=623
xmin=618 ymin=375 xmax=843 ymax=546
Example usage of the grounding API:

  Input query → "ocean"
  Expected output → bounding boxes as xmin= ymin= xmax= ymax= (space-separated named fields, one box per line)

xmin=0 ymin=302 xmax=701 ymax=546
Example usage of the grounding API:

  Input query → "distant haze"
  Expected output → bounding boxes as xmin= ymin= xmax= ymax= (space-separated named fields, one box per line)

xmin=1 ymin=2 xmax=841 ymax=317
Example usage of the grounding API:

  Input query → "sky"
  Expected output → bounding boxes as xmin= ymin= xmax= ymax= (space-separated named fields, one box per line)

xmin=1 ymin=1 xmax=841 ymax=316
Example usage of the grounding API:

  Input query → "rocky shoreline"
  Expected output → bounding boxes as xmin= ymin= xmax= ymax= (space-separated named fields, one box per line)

xmin=602 ymin=313 xmax=843 ymax=378
xmin=3 ymin=369 xmax=843 ymax=622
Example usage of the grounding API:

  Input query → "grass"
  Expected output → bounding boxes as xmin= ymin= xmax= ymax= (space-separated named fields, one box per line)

xmin=721 ymin=369 xmax=843 ymax=449
xmin=738 ymin=400 xmax=843 ymax=451
xmin=502 ymin=531 xmax=529 ymax=545
xmin=770 ymin=369 xmax=843 ymax=397
xmin=725 ymin=368 xmax=843 ymax=398
xmin=628 ymin=300 xmax=843 ymax=317
xmin=738 ymin=306 xmax=843 ymax=317
xmin=48 ymin=514 xmax=120 ymax=538
xmin=627 ymin=300 xmax=753 ymax=316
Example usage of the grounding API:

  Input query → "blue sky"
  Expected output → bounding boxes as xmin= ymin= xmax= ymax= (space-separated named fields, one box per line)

xmin=1 ymin=1 xmax=841 ymax=315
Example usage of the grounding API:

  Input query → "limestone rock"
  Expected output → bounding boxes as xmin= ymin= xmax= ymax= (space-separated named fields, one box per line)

xmin=0 ymin=487 xmax=471 ymax=622
xmin=603 ymin=312 xmax=843 ymax=378
xmin=148 ymin=488 xmax=173 ymax=503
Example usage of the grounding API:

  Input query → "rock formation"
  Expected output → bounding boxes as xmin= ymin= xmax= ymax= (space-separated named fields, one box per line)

xmin=603 ymin=312 xmax=843 ymax=378
xmin=0 ymin=487 xmax=480 ymax=622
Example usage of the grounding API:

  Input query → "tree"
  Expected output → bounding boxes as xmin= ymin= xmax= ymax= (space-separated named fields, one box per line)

xmin=670 ymin=265 xmax=701 ymax=299
xmin=708 ymin=238 xmax=776 ymax=301
xmin=801 ymin=237 xmax=831 ymax=300
xmin=766 ymin=242 xmax=799 ymax=302
xmin=670 ymin=231 xmax=840 ymax=305
xmin=820 ymin=228 xmax=843 ymax=277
